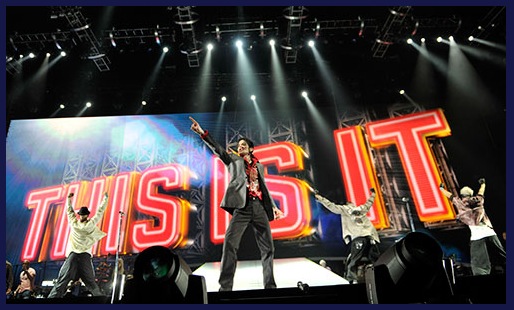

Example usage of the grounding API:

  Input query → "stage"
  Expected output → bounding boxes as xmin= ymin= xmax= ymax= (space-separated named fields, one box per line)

xmin=192 ymin=257 xmax=349 ymax=292
xmin=6 ymin=257 xmax=506 ymax=304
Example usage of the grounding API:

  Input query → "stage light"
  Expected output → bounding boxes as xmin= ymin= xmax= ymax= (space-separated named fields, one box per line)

xmin=399 ymin=89 xmax=405 ymax=95
xmin=121 ymin=246 xmax=207 ymax=304
xmin=46 ymin=53 xmax=51 ymax=57
xmin=406 ymin=38 xmax=413 ymax=45
xmin=221 ymin=96 xmax=227 ymax=102
xmin=236 ymin=40 xmax=243 ymax=49
xmin=29 ymin=53 xmax=35 ymax=58
xmin=365 ymin=232 xmax=454 ymax=304
xmin=19 ymin=54 xmax=23 ymax=59
xmin=60 ymin=104 xmax=65 ymax=109
xmin=155 ymin=31 xmax=161 ymax=45
xmin=60 ymin=51 xmax=66 ymax=57
xmin=163 ymin=47 xmax=169 ymax=53
xmin=215 ymin=26 xmax=221 ymax=42
xmin=449 ymin=36 xmax=454 ymax=41
xmin=436 ymin=37 xmax=443 ymax=43
xmin=269 ymin=39 xmax=276 ymax=46
xmin=142 ymin=101 xmax=147 ymax=106
xmin=301 ymin=91 xmax=308 ymax=98
xmin=250 ymin=95 xmax=256 ymax=101
xmin=468 ymin=36 xmax=474 ymax=41
xmin=421 ymin=38 xmax=426 ymax=43
xmin=86 ymin=102 xmax=92 ymax=108
xmin=308 ymin=40 xmax=315 ymax=47
xmin=110 ymin=32 xmax=117 ymax=47
xmin=207 ymin=43 xmax=213 ymax=51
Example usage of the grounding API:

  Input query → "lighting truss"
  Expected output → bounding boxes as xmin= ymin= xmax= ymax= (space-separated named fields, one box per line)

xmin=468 ymin=6 xmax=505 ymax=46
xmin=52 ymin=6 xmax=111 ymax=71
xmin=282 ymin=6 xmax=309 ymax=64
xmin=174 ymin=6 xmax=201 ymax=68
xmin=371 ymin=6 xmax=412 ymax=58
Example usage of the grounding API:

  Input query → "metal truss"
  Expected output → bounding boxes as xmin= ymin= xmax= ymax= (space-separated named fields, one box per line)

xmin=174 ymin=6 xmax=201 ymax=68
xmin=282 ymin=6 xmax=309 ymax=64
xmin=105 ymin=27 xmax=172 ymax=45
xmin=51 ymin=6 xmax=111 ymax=71
xmin=371 ymin=6 xmax=412 ymax=58
xmin=385 ymin=102 xmax=463 ymax=231
xmin=468 ymin=6 xmax=506 ymax=46
xmin=61 ymin=150 xmax=101 ymax=184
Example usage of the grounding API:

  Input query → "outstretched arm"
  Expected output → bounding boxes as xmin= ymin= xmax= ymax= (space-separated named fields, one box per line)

xmin=90 ymin=192 xmax=109 ymax=225
xmin=359 ymin=188 xmax=377 ymax=212
xmin=439 ymin=183 xmax=453 ymax=199
xmin=314 ymin=192 xmax=345 ymax=215
xmin=189 ymin=116 xmax=205 ymax=136
xmin=477 ymin=178 xmax=486 ymax=196
xmin=189 ymin=116 xmax=232 ymax=165
xmin=66 ymin=192 xmax=77 ymax=222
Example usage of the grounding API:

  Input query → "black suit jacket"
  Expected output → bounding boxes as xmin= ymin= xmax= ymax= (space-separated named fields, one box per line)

xmin=202 ymin=132 xmax=278 ymax=221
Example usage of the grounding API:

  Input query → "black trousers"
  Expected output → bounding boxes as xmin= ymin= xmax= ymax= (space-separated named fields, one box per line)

xmin=218 ymin=197 xmax=276 ymax=291
xmin=470 ymin=234 xmax=506 ymax=275
xmin=345 ymin=236 xmax=380 ymax=283
xmin=47 ymin=252 xmax=103 ymax=298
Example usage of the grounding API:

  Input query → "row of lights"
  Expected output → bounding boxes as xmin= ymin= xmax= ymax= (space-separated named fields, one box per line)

xmin=11 ymin=34 xmax=478 ymax=61
xmin=406 ymin=35 xmax=478 ymax=45
xmin=57 ymin=91 xmax=317 ymax=110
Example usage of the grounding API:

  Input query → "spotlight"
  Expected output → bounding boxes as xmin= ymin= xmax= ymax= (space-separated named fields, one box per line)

xmin=60 ymin=51 xmax=66 ymax=57
xmin=406 ymin=38 xmax=413 ymax=45
xmin=121 ymin=246 xmax=207 ymax=304
xmin=308 ymin=40 xmax=315 ymax=47
xmin=60 ymin=104 xmax=65 ymax=109
xmin=46 ymin=52 xmax=51 ymax=57
xmin=86 ymin=102 xmax=92 ymax=108
xmin=29 ymin=53 xmax=35 ymax=58
xmin=163 ymin=47 xmax=169 ymax=53
xmin=468 ymin=36 xmax=474 ymax=41
xmin=301 ymin=91 xmax=308 ymax=98
xmin=221 ymin=96 xmax=227 ymax=102
xmin=235 ymin=40 xmax=243 ymax=48
xmin=110 ymin=32 xmax=117 ymax=47
xmin=399 ymin=89 xmax=405 ymax=95
xmin=436 ymin=37 xmax=443 ymax=43
xmin=155 ymin=31 xmax=161 ymax=45
xmin=142 ymin=101 xmax=147 ymax=106
xmin=421 ymin=38 xmax=425 ymax=43
xmin=448 ymin=36 xmax=454 ymax=41
xmin=269 ymin=39 xmax=275 ymax=46
xmin=365 ymin=232 xmax=454 ymax=304
xmin=250 ymin=95 xmax=256 ymax=101
xmin=207 ymin=43 xmax=213 ymax=51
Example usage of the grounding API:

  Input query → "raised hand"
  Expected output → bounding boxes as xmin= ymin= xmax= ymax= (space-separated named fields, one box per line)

xmin=273 ymin=207 xmax=285 ymax=220
xmin=478 ymin=178 xmax=485 ymax=185
xmin=370 ymin=188 xmax=375 ymax=193
xmin=189 ymin=116 xmax=205 ymax=135
xmin=68 ymin=193 xmax=74 ymax=198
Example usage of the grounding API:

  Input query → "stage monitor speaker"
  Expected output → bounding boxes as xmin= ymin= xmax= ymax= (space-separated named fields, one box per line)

xmin=365 ymin=232 xmax=455 ymax=304
xmin=121 ymin=246 xmax=207 ymax=304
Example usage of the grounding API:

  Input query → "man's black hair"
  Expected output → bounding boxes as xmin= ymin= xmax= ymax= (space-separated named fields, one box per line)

xmin=238 ymin=137 xmax=254 ymax=149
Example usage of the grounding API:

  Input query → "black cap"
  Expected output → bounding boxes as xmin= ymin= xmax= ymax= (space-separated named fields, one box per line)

xmin=77 ymin=206 xmax=90 ymax=215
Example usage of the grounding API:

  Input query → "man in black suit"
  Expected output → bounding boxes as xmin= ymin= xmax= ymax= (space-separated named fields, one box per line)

xmin=190 ymin=117 xmax=284 ymax=291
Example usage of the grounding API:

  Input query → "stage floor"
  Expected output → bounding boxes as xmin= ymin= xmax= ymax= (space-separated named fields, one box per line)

xmin=192 ymin=257 xmax=350 ymax=292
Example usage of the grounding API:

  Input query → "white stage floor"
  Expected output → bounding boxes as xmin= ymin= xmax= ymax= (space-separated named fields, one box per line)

xmin=192 ymin=257 xmax=350 ymax=292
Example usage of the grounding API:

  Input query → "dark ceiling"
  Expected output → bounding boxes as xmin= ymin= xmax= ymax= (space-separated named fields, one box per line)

xmin=5 ymin=6 xmax=506 ymax=125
